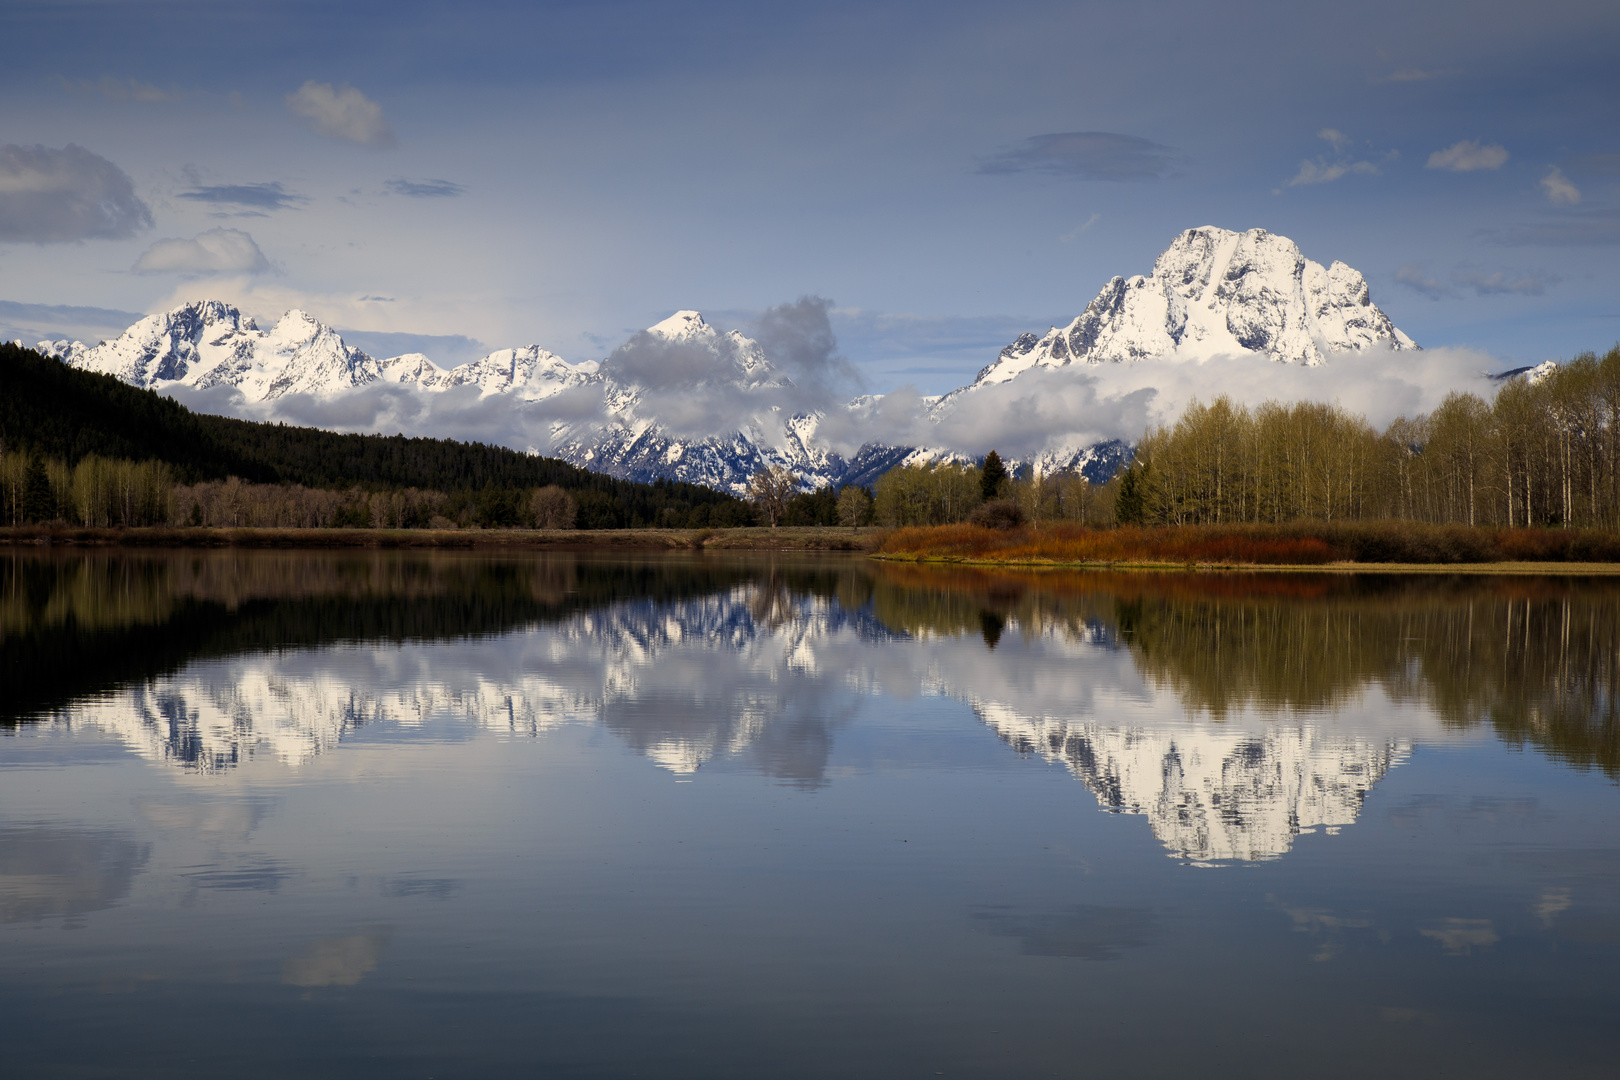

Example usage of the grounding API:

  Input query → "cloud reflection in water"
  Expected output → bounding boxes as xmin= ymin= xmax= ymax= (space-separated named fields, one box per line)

xmin=24 ymin=557 xmax=1620 ymax=866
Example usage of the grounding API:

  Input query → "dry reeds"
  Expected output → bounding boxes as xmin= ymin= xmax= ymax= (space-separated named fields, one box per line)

xmin=876 ymin=521 xmax=1620 ymax=566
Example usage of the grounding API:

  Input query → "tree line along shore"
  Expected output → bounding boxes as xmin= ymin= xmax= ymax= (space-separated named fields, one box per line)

xmin=5 ymin=338 xmax=1620 ymax=566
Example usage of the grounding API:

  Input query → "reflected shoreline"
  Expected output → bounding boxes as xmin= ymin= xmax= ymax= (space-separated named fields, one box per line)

xmin=6 ymin=551 xmax=1617 ymax=861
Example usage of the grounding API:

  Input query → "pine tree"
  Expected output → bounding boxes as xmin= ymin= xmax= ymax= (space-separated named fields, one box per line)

xmin=1115 ymin=463 xmax=1147 ymax=525
xmin=981 ymin=450 xmax=1007 ymax=501
xmin=22 ymin=456 xmax=53 ymax=523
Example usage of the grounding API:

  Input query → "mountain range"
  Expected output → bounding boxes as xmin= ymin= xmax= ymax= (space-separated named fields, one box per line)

xmin=37 ymin=226 xmax=1420 ymax=494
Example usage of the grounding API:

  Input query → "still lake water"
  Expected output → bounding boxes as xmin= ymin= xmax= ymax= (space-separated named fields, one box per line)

xmin=2 ymin=550 xmax=1617 ymax=1078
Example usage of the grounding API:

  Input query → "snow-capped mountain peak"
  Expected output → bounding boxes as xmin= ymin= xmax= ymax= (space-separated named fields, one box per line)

xmin=971 ymin=226 xmax=1417 ymax=388
xmin=647 ymin=309 xmax=713 ymax=341
xmin=39 ymin=226 xmax=1424 ymax=497
xmin=44 ymin=300 xmax=599 ymax=405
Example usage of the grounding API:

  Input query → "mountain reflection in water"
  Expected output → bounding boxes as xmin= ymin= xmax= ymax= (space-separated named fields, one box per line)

xmin=4 ymin=551 xmax=1617 ymax=864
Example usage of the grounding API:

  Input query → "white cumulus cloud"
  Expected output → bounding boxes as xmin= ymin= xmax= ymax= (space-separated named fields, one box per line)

xmin=285 ymin=82 xmax=396 ymax=147
xmin=1287 ymin=158 xmax=1380 ymax=187
xmin=1317 ymin=128 xmax=1352 ymax=153
xmin=1540 ymin=167 xmax=1580 ymax=205
xmin=1285 ymin=131 xmax=1389 ymax=187
xmin=133 ymin=228 xmax=269 ymax=275
xmin=1425 ymin=140 xmax=1509 ymax=172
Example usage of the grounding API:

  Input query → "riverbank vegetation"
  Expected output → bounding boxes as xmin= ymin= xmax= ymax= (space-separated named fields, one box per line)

xmin=876 ymin=520 xmax=1620 ymax=566
xmin=870 ymin=459 xmax=1119 ymax=528
xmin=1123 ymin=346 xmax=1620 ymax=528
xmin=0 ymin=523 xmax=885 ymax=551
xmin=872 ymin=346 xmax=1620 ymax=563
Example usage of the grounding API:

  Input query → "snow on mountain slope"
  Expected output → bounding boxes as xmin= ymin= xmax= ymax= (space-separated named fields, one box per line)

xmin=46 ymin=302 xmax=387 ymax=400
xmin=414 ymin=345 xmax=596 ymax=400
xmin=548 ymin=312 xmax=850 ymax=492
xmin=42 ymin=300 xmax=598 ymax=404
xmin=967 ymin=226 xmax=1416 ymax=391
xmin=36 ymin=226 xmax=1426 ymax=495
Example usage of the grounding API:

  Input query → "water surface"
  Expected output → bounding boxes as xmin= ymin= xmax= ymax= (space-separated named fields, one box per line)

xmin=2 ymin=551 xmax=1617 ymax=1077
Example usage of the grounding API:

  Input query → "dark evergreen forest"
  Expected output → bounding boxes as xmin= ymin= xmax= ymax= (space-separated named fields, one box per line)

xmin=0 ymin=342 xmax=751 ymax=528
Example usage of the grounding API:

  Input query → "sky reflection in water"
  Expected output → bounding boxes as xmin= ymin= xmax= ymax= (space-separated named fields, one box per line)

xmin=1 ymin=551 xmax=1617 ymax=1078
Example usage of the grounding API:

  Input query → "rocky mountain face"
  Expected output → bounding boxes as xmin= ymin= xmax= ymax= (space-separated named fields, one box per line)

xmin=45 ymin=302 xmax=592 ymax=403
xmin=965 ymin=226 xmax=1417 ymax=390
xmin=39 ymin=226 xmax=1418 ymax=495
xmin=547 ymin=311 xmax=858 ymax=493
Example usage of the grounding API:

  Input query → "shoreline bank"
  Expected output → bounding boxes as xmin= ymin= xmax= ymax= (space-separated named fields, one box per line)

xmin=8 ymin=525 xmax=1620 ymax=572
xmin=0 ymin=524 xmax=887 ymax=552
xmin=870 ymin=553 xmax=1620 ymax=575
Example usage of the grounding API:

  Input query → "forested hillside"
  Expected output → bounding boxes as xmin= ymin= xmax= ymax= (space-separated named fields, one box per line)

xmin=0 ymin=342 xmax=750 ymax=528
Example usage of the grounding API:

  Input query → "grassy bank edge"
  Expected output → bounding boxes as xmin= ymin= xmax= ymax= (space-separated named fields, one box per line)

xmin=868 ymin=552 xmax=1620 ymax=575
xmin=0 ymin=524 xmax=889 ymax=552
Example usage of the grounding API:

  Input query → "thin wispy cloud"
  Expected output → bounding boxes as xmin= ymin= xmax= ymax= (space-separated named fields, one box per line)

xmin=286 ymin=82 xmax=396 ymax=147
xmin=386 ymin=178 xmax=466 ymax=198
xmin=979 ymin=132 xmax=1184 ymax=181
xmin=0 ymin=143 xmax=152 ymax=243
xmin=1499 ymin=208 xmax=1620 ymax=246
xmin=1375 ymin=67 xmax=1459 ymax=83
xmin=177 ymin=181 xmax=306 ymax=211
xmin=1318 ymin=128 xmax=1352 ymax=153
xmin=1456 ymin=269 xmax=1552 ymax=296
xmin=66 ymin=75 xmax=180 ymax=102
xmin=1059 ymin=214 xmax=1101 ymax=243
xmin=1284 ymin=130 xmax=1391 ymax=188
xmin=1287 ymin=159 xmax=1380 ymax=186
xmin=1396 ymin=263 xmax=1556 ymax=299
xmin=1427 ymin=140 xmax=1509 ymax=172
xmin=1567 ymin=153 xmax=1620 ymax=175
xmin=1395 ymin=264 xmax=1450 ymax=300
xmin=0 ymin=299 xmax=144 ymax=346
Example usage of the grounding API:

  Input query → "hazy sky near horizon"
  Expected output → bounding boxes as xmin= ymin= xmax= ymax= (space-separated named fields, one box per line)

xmin=2 ymin=0 xmax=1616 ymax=392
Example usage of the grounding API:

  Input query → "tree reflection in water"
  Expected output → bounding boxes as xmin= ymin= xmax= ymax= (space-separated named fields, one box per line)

xmin=5 ymin=552 xmax=1616 ymax=860
xmin=867 ymin=563 xmax=1620 ymax=779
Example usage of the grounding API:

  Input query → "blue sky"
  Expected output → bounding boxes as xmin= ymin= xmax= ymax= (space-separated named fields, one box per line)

xmin=2 ymin=0 xmax=1616 ymax=392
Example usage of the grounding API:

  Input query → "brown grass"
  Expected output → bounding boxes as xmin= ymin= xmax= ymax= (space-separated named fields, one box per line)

xmin=875 ymin=521 xmax=1620 ymax=567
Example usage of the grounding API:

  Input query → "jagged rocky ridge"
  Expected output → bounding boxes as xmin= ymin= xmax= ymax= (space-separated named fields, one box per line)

xmin=964 ymin=226 xmax=1416 ymax=388
xmin=40 ymin=226 xmax=1418 ymax=494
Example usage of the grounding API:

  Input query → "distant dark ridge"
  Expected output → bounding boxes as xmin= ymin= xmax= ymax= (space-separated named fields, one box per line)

xmin=0 ymin=342 xmax=748 ymax=527
xmin=0 ymin=341 xmax=265 ymax=478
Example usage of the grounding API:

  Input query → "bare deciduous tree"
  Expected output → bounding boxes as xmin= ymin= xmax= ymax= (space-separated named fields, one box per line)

xmin=529 ymin=485 xmax=577 ymax=530
xmin=749 ymin=465 xmax=799 ymax=527
xmin=836 ymin=485 xmax=871 ymax=530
